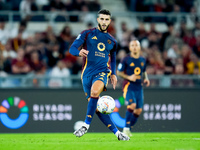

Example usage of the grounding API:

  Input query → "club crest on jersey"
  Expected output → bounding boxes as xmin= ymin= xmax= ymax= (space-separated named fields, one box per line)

xmin=107 ymin=39 xmax=111 ymax=44
xmin=141 ymin=62 xmax=144 ymax=66
xmin=97 ymin=42 xmax=105 ymax=51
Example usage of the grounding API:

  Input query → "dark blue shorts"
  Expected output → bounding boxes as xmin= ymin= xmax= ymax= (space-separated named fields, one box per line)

xmin=124 ymin=87 xmax=144 ymax=109
xmin=82 ymin=72 xmax=111 ymax=99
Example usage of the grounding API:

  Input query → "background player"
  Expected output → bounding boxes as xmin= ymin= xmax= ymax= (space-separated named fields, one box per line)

xmin=69 ymin=9 xmax=130 ymax=141
xmin=117 ymin=40 xmax=150 ymax=137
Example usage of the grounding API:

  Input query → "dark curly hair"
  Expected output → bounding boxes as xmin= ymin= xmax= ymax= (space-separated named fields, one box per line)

xmin=98 ymin=9 xmax=111 ymax=17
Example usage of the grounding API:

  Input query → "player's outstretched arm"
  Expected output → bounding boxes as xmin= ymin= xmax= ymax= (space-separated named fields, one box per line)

xmin=110 ymin=74 xmax=117 ymax=90
xmin=143 ymin=71 xmax=150 ymax=87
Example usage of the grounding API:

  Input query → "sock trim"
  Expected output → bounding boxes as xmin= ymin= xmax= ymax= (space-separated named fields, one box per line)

xmin=90 ymin=96 xmax=99 ymax=99
xmin=123 ymin=127 xmax=129 ymax=131
xmin=127 ymin=108 xmax=133 ymax=113
xmin=133 ymin=113 xmax=139 ymax=118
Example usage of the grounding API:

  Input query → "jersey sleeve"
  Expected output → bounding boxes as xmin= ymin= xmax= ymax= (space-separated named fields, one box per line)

xmin=110 ymin=43 xmax=117 ymax=75
xmin=69 ymin=30 xmax=88 ymax=56
xmin=117 ymin=57 xmax=127 ymax=72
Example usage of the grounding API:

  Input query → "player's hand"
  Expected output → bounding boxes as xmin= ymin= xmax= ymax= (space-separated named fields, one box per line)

xmin=110 ymin=74 xmax=117 ymax=90
xmin=79 ymin=49 xmax=89 ymax=57
xmin=127 ymin=74 xmax=140 ymax=82
xmin=143 ymin=79 xmax=150 ymax=87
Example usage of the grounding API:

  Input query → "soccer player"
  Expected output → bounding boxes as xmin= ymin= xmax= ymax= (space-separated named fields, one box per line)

xmin=117 ymin=40 xmax=150 ymax=137
xmin=69 ymin=9 xmax=130 ymax=141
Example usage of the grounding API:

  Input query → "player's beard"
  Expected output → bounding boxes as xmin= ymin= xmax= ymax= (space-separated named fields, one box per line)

xmin=132 ymin=52 xmax=140 ymax=58
xmin=98 ymin=23 xmax=109 ymax=32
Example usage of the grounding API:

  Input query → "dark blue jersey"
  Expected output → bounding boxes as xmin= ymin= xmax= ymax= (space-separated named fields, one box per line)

xmin=118 ymin=55 xmax=147 ymax=89
xmin=69 ymin=28 xmax=117 ymax=79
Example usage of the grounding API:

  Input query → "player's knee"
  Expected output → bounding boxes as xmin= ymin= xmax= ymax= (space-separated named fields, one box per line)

xmin=134 ymin=108 xmax=142 ymax=115
xmin=91 ymin=90 xmax=100 ymax=97
xmin=127 ymin=103 xmax=136 ymax=110
xmin=95 ymin=109 xmax=100 ymax=113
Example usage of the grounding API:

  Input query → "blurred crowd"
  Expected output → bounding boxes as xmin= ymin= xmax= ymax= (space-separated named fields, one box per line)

xmin=0 ymin=0 xmax=200 ymax=88
xmin=116 ymin=20 xmax=200 ymax=87
xmin=0 ymin=0 xmax=101 ymax=21
xmin=117 ymin=20 xmax=200 ymax=75
xmin=0 ymin=0 xmax=101 ymax=12
xmin=125 ymin=0 xmax=195 ymax=13
xmin=0 ymin=18 xmax=82 ymax=87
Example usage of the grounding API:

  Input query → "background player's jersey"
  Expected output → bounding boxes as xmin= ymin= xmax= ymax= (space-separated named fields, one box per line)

xmin=69 ymin=28 xmax=117 ymax=79
xmin=118 ymin=55 xmax=147 ymax=90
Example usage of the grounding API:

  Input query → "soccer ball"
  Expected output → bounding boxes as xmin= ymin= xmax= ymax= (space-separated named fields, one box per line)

xmin=97 ymin=95 xmax=115 ymax=114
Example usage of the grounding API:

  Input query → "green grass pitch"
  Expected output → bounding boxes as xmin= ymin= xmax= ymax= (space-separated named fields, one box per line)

xmin=0 ymin=133 xmax=200 ymax=150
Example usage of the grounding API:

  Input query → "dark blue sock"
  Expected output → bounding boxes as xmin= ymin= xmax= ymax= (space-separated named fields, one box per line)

xmin=130 ymin=113 xmax=139 ymax=130
xmin=96 ymin=111 xmax=118 ymax=134
xmin=125 ymin=108 xmax=133 ymax=128
xmin=84 ymin=97 xmax=98 ymax=125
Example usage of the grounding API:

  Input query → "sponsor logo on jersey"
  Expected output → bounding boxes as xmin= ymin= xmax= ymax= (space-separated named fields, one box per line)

xmin=97 ymin=42 xmax=105 ymax=51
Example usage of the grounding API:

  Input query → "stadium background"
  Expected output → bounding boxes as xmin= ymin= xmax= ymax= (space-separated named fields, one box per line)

xmin=0 ymin=0 xmax=200 ymax=133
